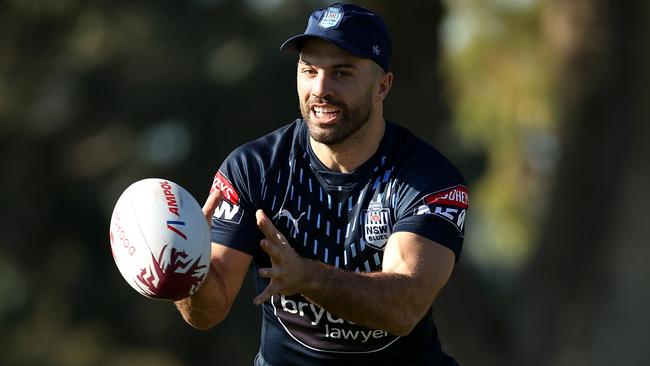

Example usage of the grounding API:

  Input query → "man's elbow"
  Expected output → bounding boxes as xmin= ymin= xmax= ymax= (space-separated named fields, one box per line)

xmin=189 ymin=319 xmax=220 ymax=331
xmin=177 ymin=300 xmax=231 ymax=331
xmin=184 ymin=311 xmax=227 ymax=331
xmin=385 ymin=311 xmax=424 ymax=336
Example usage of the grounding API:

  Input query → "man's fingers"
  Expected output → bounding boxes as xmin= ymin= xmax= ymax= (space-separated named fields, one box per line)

xmin=256 ymin=209 xmax=285 ymax=244
xmin=202 ymin=189 xmax=223 ymax=224
xmin=255 ymin=209 xmax=274 ymax=237
xmin=258 ymin=266 xmax=280 ymax=279
xmin=260 ymin=239 xmax=281 ymax=259
xmin=253 ymin=282 xmax=280 ymax=305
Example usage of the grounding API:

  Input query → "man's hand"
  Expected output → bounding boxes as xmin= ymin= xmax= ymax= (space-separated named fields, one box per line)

xmin=202 ymin=189 xmax=223 ymax=225
xmin=249 ymin=209 xmax=455 ymax=335
xmin=253 ymin=209 xmax=308 ymax=305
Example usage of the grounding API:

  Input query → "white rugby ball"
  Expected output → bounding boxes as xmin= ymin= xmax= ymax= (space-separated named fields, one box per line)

xmin=109 ymin=178 xmax=210 ymax=300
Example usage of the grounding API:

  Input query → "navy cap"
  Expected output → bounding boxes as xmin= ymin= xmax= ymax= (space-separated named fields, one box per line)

xmin=280 ymin=3 xmax=392 ymax=72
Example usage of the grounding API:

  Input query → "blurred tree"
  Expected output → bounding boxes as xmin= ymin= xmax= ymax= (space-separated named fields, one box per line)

xmin=515 ymin=0 xmax=650 ymax=365
xmin=443 ymin=0 xmax=553 ymax=276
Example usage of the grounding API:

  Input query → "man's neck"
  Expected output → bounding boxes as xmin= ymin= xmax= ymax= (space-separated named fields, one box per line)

xmin=309 ymin=118 xmax=385 ymax=173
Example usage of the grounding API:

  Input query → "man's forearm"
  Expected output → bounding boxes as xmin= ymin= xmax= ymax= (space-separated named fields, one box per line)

xmin=300 ymin=260 xmax=433 ymax=336
xmin=175 ymin=262 xmax=230 ymax=330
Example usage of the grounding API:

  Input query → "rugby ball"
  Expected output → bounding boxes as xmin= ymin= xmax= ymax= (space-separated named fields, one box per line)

xmin=109 ymin=178 xmax=210 ymax=300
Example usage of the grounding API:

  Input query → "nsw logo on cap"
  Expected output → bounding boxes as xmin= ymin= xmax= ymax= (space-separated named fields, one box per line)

xmin=319 ymin=6 xmax=344 ymax=29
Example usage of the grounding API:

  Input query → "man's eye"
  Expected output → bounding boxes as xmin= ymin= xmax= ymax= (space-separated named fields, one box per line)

xmin=302 ymin=69 xmax=317 ymax=75
xmin=335 ymin=71 xmax=351 ymax=78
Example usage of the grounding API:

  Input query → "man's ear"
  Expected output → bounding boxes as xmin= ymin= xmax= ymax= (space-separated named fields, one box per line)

xmin=377 ymin=71 xmax=394 ymax=101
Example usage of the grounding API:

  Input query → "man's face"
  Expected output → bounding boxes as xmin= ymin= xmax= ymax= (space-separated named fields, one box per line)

xmin=297 ymin=38 xmax=383 ymax=146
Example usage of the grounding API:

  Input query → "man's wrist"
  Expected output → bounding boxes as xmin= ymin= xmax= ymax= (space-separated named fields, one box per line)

xmin=300 ymin=258 xmax=334 ymax=302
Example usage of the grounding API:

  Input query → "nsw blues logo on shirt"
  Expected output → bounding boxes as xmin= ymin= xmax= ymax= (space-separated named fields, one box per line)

xmin=361 ymin=201 xmax=392 ymax=250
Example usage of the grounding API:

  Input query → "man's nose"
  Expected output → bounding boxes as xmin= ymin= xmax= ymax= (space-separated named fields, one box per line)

xmin=311 ymin=72 xmax=333 ymax=99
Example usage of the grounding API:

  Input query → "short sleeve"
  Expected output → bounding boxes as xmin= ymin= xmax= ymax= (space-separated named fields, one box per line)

xmin=391 ymin=162 xmax=469 ymax=261
xmin=209 ymin=150 xmax=264 ymax=256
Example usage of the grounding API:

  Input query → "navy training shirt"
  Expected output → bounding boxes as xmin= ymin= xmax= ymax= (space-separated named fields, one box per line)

xmin=210 ymin=119 xmax=468 ymax=366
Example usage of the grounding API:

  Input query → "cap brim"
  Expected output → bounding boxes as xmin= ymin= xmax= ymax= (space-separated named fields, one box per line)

xmin=280 ymin=34 xmax=371 ymax=61
xmin=280 ymin=34 xmax=310 ymax=52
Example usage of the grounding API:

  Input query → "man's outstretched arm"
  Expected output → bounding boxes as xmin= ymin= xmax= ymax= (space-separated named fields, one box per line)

xmin=254 ymin=210 xmax=455 ymax=336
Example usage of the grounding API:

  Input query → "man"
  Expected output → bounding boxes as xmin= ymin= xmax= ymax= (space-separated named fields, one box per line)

xmin=175 ymin=3 xmax=468 ymax=365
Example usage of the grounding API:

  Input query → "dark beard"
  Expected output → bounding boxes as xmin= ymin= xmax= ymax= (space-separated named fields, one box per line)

xmin=300 ymin=90 xmax=373 ymax=146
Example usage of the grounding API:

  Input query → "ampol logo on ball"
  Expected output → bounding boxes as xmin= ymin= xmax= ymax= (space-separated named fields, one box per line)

xmin=160 ymin=180 xmax=188 ymax=240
